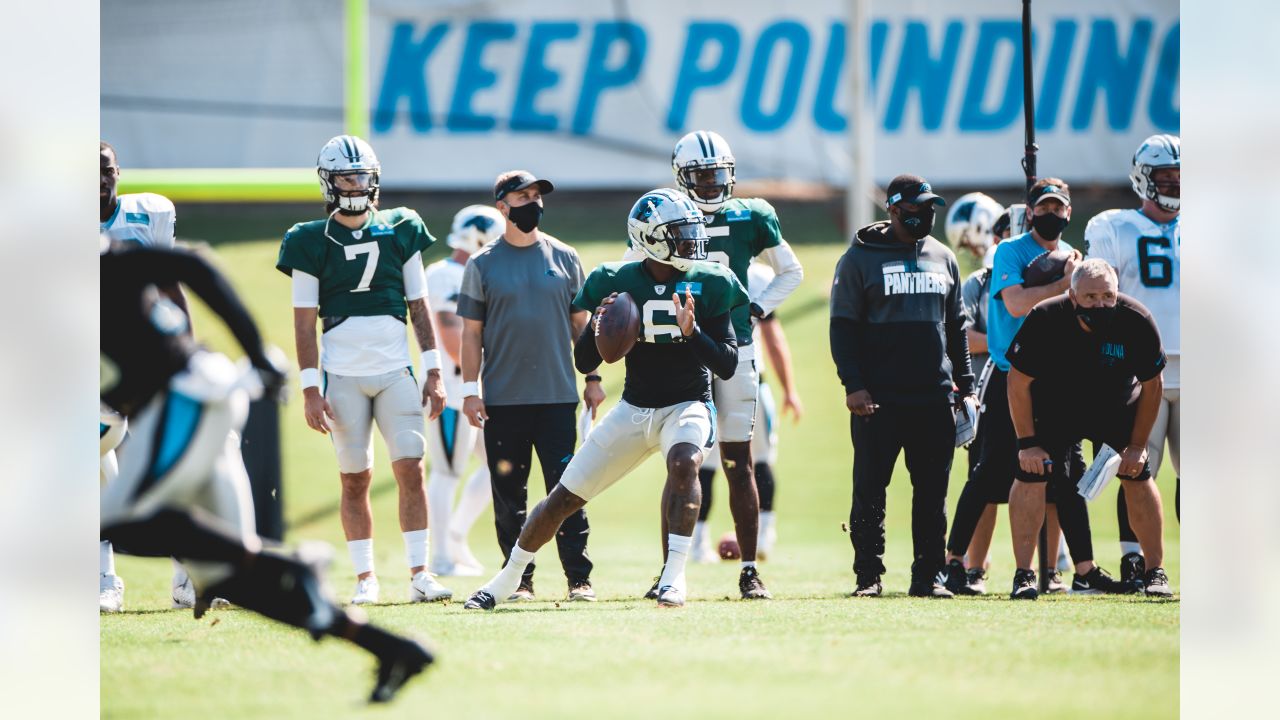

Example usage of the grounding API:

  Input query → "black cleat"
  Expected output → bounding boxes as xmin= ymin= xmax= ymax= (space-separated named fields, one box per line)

xmin=462 ymin=590 xmax=496 ymax=611
xmin=739 ymin=566 xmax=772 ymax=599
xmin=1143 ymin=567 xmax=1173 ymax=597
xmin=1120 ymin=552 xmax=1147 ymax=592
xmin=963 ymin=567 xmax=988 ymax=595
xmin=643 ymin=567 xmax=664 ymax=600
xmin=1070 ymin=565 xmax=1131 ymax=595
xmin=852 ymin=575 xmax=882 ymax=598
xmin=1010 ymin=569 xmax=1038 ymax=600
xmin=909 ymin=574 xmax=955 ymax=598
xmin=507 ymin=579 xmax=534 ymax=602
xmin=942 ymin=559 xmax=970 ymax=595
xmin=1045 ymin=569 xmax=1068 ymax=594
xmin=369 ymin=638 xmax=434 ymax=703
xmin=568 ymin=580 xmax=596 ymax=602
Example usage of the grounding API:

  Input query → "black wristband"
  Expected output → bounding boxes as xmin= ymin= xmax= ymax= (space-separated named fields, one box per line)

xmin=749 ymin=302 xmax=766 ymax=319
xmin=1016 ymin=436 xmax=1041 ymax=450
xmin=585 ymin=374 xmax=603 ymax=383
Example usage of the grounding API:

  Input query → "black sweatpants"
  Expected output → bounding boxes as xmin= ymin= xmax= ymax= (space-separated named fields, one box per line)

xmin=484 ymin=402 xmax=592 ymax=586
xmin=849 ymin=402 xmax=954 ymax=582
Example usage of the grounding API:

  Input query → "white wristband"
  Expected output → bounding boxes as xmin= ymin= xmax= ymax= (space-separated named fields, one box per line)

xmin=421 ymin=349 xmax=442 ymax=373
xmin=461 ymin=381 xmax=480 ymax=398
xmin=300 ymin=368 xmax=322 ymax=390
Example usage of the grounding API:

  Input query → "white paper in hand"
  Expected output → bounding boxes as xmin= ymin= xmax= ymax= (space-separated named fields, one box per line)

xmin=1077 ymin=444 xmax=1122 ymax=501
xmin=954 ymin=396 xmax=979 ymax=448
xmin=578 ymin=409 xmax=595 ymax=446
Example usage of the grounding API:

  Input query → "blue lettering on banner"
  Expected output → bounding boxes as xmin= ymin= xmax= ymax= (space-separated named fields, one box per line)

xmin=512 ymin=22 xmax=580 ymax=131
xmin=884 ymin=21 xmax=964 ymax=132
xmin=667 ymin=22 xmax=741 ymax=131
xmin=373 ymin=22 xmax=449 ymax=132
xmin=740 ymin=21 xmax=810 ymax=132
xmin=449 ymin=21 xmax=517 ymax=131
xmin=1071 ymin=19 xmax=1153 ymax=131
xmin=573 ymin=22 xmax=647 ymax=135
xmin=369 ymin=15 xmax=1179 ymax=138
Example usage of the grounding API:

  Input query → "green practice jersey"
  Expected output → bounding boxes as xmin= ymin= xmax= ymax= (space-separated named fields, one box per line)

xmin=276 ymin=207 xmax=435 ymax=318
xmin=574 ymin=260 xmax=748 ymax=407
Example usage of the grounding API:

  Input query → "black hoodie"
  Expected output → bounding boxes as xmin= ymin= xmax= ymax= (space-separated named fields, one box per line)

xmin=829 ymin=221 xmax=974 ymax=404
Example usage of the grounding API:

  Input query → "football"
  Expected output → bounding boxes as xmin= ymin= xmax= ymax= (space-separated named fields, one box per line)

xmin=718 ymin=532 xmax=741 ymax=561
xmin=1022 ymin=248 xmax=1073 ymax=288
xmin=594 ymin=291 xmax=641 ymax=363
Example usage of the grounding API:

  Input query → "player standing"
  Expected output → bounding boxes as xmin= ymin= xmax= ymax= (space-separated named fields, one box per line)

xmin=425 ymin=205 xmax=504 ymax=576
xmin=277 ymin=135 xmax=451 ymax=605
xmin=463 ymin=188 xmax=748 ymax=610
xmin=1085 ymin=134 xmax=1181 ymax=589
xmin=627 ymin=130 xmax=803 ymax=599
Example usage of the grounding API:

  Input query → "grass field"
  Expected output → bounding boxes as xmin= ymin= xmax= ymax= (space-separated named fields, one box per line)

xmin=102 ymin=211 xmax=1178 ymax=719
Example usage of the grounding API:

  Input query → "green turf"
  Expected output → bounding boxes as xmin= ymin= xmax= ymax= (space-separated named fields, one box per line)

xmin=103 ymin=236 xmax=1178 ymax=719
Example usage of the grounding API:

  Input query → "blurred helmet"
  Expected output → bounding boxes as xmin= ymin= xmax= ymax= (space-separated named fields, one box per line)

xmin=317 ymin=135 xmax=380 ymax=214
xmin=627 ymin=188 xmax=709 ymax=272
xmin=945 ymin=192 xmax=1004 ymax=255
xmin=671 ymin=130 xmax=736 ymax=213
xmin=447 ymin=205 xmax=505 ymax=254
xmin=1130 ymin=134 xmax=1180 ymax=213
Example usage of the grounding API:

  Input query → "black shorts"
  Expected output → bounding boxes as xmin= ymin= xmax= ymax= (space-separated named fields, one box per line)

xmin=1013 ymin=401 xmax=1152 ymax=485
xmin=970 ymin=368 xmax=1017 ymax=503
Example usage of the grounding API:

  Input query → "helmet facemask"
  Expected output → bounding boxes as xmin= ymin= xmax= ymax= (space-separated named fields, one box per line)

xmin=321 ymin=169 xmax=380 ymax=215
xmin=1130 ymin=135 xmax=1180 ymax=214
xmin=1135 ymin=165 xmax=1180 ymax=213
xmin=676 ymin=162 xmax=735 ymax=213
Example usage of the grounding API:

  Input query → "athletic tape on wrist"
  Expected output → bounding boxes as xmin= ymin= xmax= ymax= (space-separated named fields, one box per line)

xmin=461 ymin=381 xmax=480 ymax=398
xmin=300 ymin=368 xmax=321 ymax=390
xmin=421 ymin=349 xmax=442 ymax=373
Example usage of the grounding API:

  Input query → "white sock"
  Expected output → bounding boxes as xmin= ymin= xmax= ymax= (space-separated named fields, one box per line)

xmin=1120 ymin=541 xmax=1144 ymax=557
xmin=403 ymin=529 xmax=429 ymax=571
xmin=692 ymin=521 xmax=708 ymax=549
xmin=171 ymin=557 xmax=189 ymax=587
xmin=659 ymin=534 xmax=691 ymax=591
xmin=348 ymin=538 xmax=375 ymax=577
xmin=451 ymin=466 xmax=492 ymax=537
xmin=427 ymin=470 xmax=458 ymax=565
xmin=484 ymin=543 xmax=535 ymax=600
xmin=759 ymin=511 xmax=775 ymax=547
xmin=741 ymin=560 xmax=757 ymax=570
xmin=100 ymin=541 xmax=115 ymax=576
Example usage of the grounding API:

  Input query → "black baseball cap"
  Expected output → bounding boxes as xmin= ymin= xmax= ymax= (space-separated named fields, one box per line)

xmin=885 ymin=174 xmax=946 ymax=209
xmin=1028 ymin=178 xmax=1071 ymax=206
xmin=494 ymin=170 xmax=555 ymax=201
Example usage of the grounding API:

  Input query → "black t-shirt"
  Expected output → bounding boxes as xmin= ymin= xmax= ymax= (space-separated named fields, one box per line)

xmin=1007 ymin=294 xmax=1166 ymax=413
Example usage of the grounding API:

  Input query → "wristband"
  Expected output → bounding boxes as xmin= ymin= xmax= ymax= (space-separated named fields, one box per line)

xmin=749 ymin=302 xmax=766 ymax=319
xmin=461 ymin=381 xmax=480 ymax=398
xmin=300 ymin=368 xmax=322 ymax=390
xmin=1016 ymin=436 xmax=1040 ymax=450
xmin=585 ymin=374 xmax=603 ymax=383
xmin=420 ymin=349 xmax=442 ymax=373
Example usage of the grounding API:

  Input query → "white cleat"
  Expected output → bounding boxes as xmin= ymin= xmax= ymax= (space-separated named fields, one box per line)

xmin=100 ymin=574 xmax=125 ymax=613
xmin=171 ymin=577 xmax=230 ymax=610
xmin=409 ymin=571 xmax=453 ymax=602
xmin=656 ymin=585 xmax=685 ymax=608
xmin=352 ymin=575 xmax=381 ymax=605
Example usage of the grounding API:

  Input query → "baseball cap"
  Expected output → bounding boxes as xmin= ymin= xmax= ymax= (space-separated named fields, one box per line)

xmin=1028 ymin=178 xmax=1071 ymax=207
xmin=885 ymin=174 xmax=946 ymax=209
xmin=494 ymin=170 xmax=555 ymax=201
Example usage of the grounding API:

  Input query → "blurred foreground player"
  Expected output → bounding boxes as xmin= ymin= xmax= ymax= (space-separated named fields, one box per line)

xmin=463 ymin=188 xmax=747 ymax=610
xmin=100 ymin=238 xmax=432 ymax=702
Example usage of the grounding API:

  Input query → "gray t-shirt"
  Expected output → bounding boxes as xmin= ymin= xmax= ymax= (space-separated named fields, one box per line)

xmin=457 ymin=234 xmax=585 ymax=406
xmin=961 ymin=268 xmax=991 ymax=372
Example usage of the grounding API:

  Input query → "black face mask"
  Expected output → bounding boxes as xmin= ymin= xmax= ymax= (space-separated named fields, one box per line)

xmin=507 ymin=201 xmax=543 ymax=233
xmin=1075 ymin=303 xmax=1116 ymax=331
xmin=1032 ymin=212 xmax=1069 ymax=241
xmin=898 ymin=206 xmax=935 ymax=240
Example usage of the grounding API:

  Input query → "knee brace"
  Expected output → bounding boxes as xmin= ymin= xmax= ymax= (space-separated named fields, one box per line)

xmin=337 ymin=447 xmax=374 ymax=474
xmin=390 ymin=430 xmax=426 ymax=462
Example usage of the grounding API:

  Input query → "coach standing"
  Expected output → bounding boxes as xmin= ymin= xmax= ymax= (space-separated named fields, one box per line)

xmin=1005 ymin=259 xmax=1172 ymax=599
xmin=458 ymin=171 xmax=603 ymax=602
xmin=830 ymin=174 xmax=975 ymax=599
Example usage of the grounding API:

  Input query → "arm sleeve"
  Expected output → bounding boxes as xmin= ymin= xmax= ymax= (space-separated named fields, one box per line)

xmin=753 ymin=241 xmax=804 ymax=316
xmin=456 ymin=260 xmax=487 ymax=321
xmin=1005 ymin=308 xmax=1049 ymax=379
xmin=829 ymin=316 xmax=866 ymax=394
xmin=292 ymin=270 xmax=320 ymax=308
xmin=402 ymin=252 xmax=428 ymax=301
xmin=689 ymin=311 xmax=738 ymax=380
xmin=946 ymin=259 xmax=975 ymax=395
xmin=573 ymin=318 xmax=604 ymax=374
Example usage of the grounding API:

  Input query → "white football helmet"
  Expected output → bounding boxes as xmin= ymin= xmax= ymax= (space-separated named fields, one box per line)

xmin=1130 ymin=134 xmax=1180 ymax=213
xmin=447 ymin=205 xmax=504 ymax=255
xmin=627 ymin=188 xmax=709 ymax=272
xmin=945 ymin=192 xmax=1004 ymax=256
xmin=671 ymin=130 xmax=735 ymax=213
xmin=317 ymin=135 xmax=380 ymax=214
